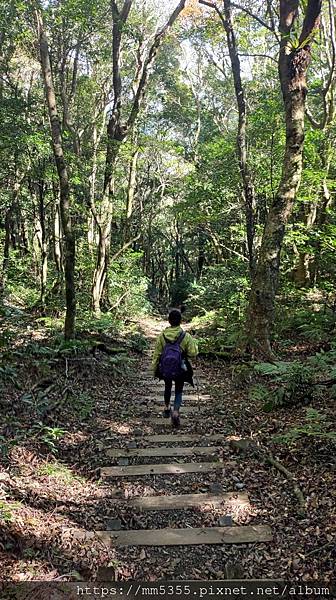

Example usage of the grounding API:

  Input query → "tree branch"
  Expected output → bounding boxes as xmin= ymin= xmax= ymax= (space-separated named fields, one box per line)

xmin=299 ymin=0 xmax=323 ymax=47
xmin=110 ymin=234 xmax=141 ymax=262
xmin=199 ymin=0 xmax=227 ymax=28
xmin=127 ymin=0 xmax=187 ymax=130
xmin=231 ymin=1 xmax=277 ymax=35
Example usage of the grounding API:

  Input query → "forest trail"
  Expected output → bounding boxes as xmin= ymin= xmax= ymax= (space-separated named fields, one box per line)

xmin=1 ymin=316 xmax=334 ymax=582
xmin=90 ymin=318 xmax=273 ymax=579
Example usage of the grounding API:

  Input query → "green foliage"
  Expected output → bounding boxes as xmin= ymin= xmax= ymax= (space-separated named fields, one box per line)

xmin=276 ymin=290 xmax=336 ymax=344
xmin=0 ymin=365 xmax=18 ymax=387
xmin=253 ymin=360 xmax=318 ymax=411
xmin=56 ymin=339 xmax=92 ymax=356
xmin=68 ymin=391 xmax=94 ymax=421
xmin=274 ymin=408 xmax=335 ymax=444
xmin=190 ymin=263 xmax=248 ymax=351
xmin=38 ymin=461 xmax=83 ymax=483
xmin=109 ymin=251 xmax=150 ymax=318
xmin=249 ymin=383 xmax=270 ymax=404
xmin=30 ymin=423 xmax=66 ymax=454
xmin=0 ymin=500 xmax=20 ymax=523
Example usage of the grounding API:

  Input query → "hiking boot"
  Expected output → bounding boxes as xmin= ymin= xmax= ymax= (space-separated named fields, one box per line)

xmin=163 ymin=408 xmax=171 ymax=418
xmin=171 ymin=411 xmax=180 ymax=428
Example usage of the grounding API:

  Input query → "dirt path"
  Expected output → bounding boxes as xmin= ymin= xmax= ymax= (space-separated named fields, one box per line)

xmin=90 ymin=318 xmax=273 ymax=581
xmin=1 ymin=318 xmax=334 ymax=582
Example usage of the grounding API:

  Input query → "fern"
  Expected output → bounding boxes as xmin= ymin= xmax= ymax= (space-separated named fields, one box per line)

xmin=274 ymin=408 xmax=335 ymax=444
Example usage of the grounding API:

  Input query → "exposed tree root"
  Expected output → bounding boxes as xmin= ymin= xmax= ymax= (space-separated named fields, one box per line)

xmin=232 ymin=440 xmax=306 ymax=514
xmin=263 ymin=452 xmax=306 ymax=515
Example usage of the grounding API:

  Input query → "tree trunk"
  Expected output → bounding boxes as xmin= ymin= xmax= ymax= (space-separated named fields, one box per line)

xmin=37 ymin=10 xmax=76 ymax=339
xmin=37 ymin=182 xmax=48 ymax=308
xmin=222 ymin=0 xmax=256 ymax=276
xmin=91 ymin=194 xmax=113 ymax=314
xmin=246 ymin=0 xmax=322 ymax=357
xmin=0 ymin=207 xmax=11 ymax=299
xmin=124 ymin=145 xmax=139 ymax=241
xmin=52 ymin=183 xmax=64 ymax=278
xmin=292 ymin=201 xmax=317 ymax=286
xmin=0 ymin=172 xmax=23 ymax=298
xmin=91 ymin=0 xmax=187 ymax=313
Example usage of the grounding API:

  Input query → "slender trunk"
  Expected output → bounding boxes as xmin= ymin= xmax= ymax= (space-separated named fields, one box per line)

xmin=292 ymin=201 xmax=317 ymax=286
xmin=52 ymin=184 xmax=64 ymax=277
xmin=0 ymin=173 xmax=22 ymax=297
xmin=246 ymin=0 xmax=322 ymax=357
xmin=91 ymin=0 xmax=186 ymax=313
xmin=124 ymin=146 xmax=139 ymax=241
xmin=0 ymin=208 xmax=11 ymax=299
xmin=91 ymin=144 xmax=118 ymax=314
xmin=37 ymin=11 xmax=76 ymax=339
xmin=91 ymin=208 xmax=112 ymax=314
xmin=37 ymin=183 xmax=48 ymax=308
xmin=311 ymin=176 xmax=333 ymax=283
xmin=222 ymin=0 xmax=256 ymax=276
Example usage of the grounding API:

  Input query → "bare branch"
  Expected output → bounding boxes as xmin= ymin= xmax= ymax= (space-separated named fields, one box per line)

xmin=198 ymin=0 xmax=217 ymax=7
xmin=198 ymin=0 xmax=227 ymax=28
xmin=120 ymin=0 xmax=133 ymax=24
xmin=111 ymin=234 xmax=141 ymax=261
xmin=305 ymin=105 xmax=323 ymax=128
xmin=231 ymin=1 xmax=276 ymax=34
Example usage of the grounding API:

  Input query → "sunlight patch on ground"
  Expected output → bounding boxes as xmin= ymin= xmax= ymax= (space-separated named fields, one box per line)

xmin=38 ymin=461 xmax=84 ymax=485
xmin=110 ymin=422 xmax=133 ymax=435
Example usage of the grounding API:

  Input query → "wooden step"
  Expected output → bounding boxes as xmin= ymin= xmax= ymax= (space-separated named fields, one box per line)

xmin=148 ymin=418 xmax=189 ymax=425
xmin=114 ymin=491 xmax=249 ymax=511
xmin=154 ymin=406 xmax=203 ymax=414
xmin=106 ymin=446 xmax=221 ymax=458
xmin=101 ymin=461 xmax=226 ymax=478
xmin=95 ymin=524 xmax=272 ymax=546
xmin=148 ymin=394 xmax=212 ymax=403
xmin=143 ymin=433 xmax=225 ymax=443
xmin=135 ymin=403 xmax=202 ymax=414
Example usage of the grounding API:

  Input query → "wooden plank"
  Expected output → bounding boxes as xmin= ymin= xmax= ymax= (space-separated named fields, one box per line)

xmin=95 ymin=525 xmax=272 ymax=546
xmin=148 ymin=394 xmax=212 ymax=403
xmin=148 ymin=418 xmax=189 ymax=425
xmin=118 ymin=491 xmax=249 ymax=511
xmin=106 ymin=446 xmax=221 ymax=458
xmin=135 ymin=404 xmax=203 ymax=414
xmin=153 ymin=406 xmax=205 ymax=414
xmin=143 ymin=433 xmax=225 ymax=443
xmin=101 ymin=461 xmax=224 ymax=478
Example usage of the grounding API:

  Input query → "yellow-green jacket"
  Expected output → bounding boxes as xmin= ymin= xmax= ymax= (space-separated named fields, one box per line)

xmin=152 ymin=326 xmax=198 ymax=375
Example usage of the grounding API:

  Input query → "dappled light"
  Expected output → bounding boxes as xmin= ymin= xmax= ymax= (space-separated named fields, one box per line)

xmin=0 ymin=0 xmax=335 ymax=586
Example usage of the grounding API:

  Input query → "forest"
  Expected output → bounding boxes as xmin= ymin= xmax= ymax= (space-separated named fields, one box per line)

xmin=0 ymin=0 xmax=335 ymax=590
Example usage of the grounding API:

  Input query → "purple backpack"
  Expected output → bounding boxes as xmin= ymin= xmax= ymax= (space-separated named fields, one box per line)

xmin=160 ymin=331 xmax=186 ymax=379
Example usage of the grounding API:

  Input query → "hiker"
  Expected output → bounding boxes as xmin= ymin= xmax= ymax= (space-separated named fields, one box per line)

xmin=152 ymin=309 xmax=198 ymax=428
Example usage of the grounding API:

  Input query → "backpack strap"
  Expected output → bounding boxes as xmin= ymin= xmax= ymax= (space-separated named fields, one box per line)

xmin=177 ymin=331 xmax=186 ymax=345
xmin=162 ymin=331 xmax=186 ymax=345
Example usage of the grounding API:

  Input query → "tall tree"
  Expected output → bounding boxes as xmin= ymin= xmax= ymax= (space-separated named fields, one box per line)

xmin=91 ymin=0 xmax=187 ymax=314
xmin=247 ymin=0 xmax=322 ymax=357
xmin=199 ymin=0 xmax=257 ymax=276
xmin=36 ymin=8 xmax=76 ymax=339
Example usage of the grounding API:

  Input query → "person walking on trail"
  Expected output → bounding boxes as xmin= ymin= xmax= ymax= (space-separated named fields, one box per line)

xmin=152 ymin=309 xmax=198 ymax=428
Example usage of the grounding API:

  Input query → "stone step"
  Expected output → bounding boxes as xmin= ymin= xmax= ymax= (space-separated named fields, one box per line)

xmin=101 ymin=461 xmax=229 ymax=478
xmin=112 ymin=491 xmax=248 ymax=511
xmin=106 ymin=446 xmax=221 ymax=458
xmin=95 ymin=524 xmax=272 ymax=546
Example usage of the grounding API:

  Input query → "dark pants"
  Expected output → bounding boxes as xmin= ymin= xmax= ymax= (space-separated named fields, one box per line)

xmin=164 ymin=377 xmax=184 ymax=411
